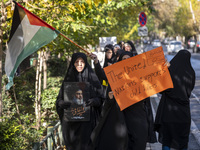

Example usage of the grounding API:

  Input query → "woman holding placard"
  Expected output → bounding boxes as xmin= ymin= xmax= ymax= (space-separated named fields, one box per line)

xmin=154 ymin=50 xmax=195 ymax=150
xmin=118 ymin=51 xmax=156 ymax=150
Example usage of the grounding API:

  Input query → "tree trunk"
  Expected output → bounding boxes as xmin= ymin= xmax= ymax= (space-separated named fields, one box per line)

xmin=38 ymin=51 xmax=43 ymax=129
xmin=43 ymin=50 xmax=47 ymax=90
xmin=0 ymin=27 xmax=2 ymax=122
xmin=12 ymin=85 xmax=22 ymax=125
xmin=0 ymin=0 xmax=5 ymax=122
xmin=35 ymin=52 xmax=40 ymax=129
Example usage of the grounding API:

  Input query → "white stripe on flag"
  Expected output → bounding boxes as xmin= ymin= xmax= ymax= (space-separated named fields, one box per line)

xmin=5 ymin=15 xmax=40 ymax=77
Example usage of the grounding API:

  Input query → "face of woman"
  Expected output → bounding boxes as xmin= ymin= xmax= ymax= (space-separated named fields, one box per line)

xmin=106 ymin=49 xmax=113 ymax=59
xmin=124 ymin=45 xmax=132 ymax=52
xmin=122 ymin=55 xmax=131 ymax=60
xmin=74 ymin=57 xmax=85 ymax=72
xmin=114 ymin=46 xmax=120 ymax=54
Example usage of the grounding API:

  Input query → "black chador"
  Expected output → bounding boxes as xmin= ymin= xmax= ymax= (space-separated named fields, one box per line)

xmin=119 ymin=51 xmax=157 ymax=150
xmin=56 ymin=53 xmax=104 ymax=150
xmin=154 ymin=50 xmax=195 ymax=149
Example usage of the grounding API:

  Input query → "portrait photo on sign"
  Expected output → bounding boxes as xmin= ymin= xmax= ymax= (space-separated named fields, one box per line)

xmin=64 ymin=82 xmax=90 ymax=121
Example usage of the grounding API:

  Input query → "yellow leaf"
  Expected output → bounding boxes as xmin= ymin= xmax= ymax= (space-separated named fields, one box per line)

xmin=65 ymin=16 xmax=74 ymax=22
xmin=6 ymin=5 xmax=13 ymax=19
xmin=94 ymin=0 xmax=99 ymax=7
xmin=73 ymin=26 xmax=76 ymax=32
xmin=75 ymin=3 xmax=80 ymax=11
xmin=124 ymin=24 xmax=138 ymax=39
xmin=82 ymin=4 xmax=86 ymax=10
xmin=85 ymin=0 xmax=92 ymax=8
xmin=81 ymin=4 xmax=86 ymax=14
xmin=104 ymin=0 xmax=108 ymax=4
xmin=68 ymin=3 xmax=75 ymax=12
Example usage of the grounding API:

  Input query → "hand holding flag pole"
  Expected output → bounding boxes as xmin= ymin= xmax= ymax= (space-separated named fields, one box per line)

xmin=5 ymin=1 xmax=91 ymax=90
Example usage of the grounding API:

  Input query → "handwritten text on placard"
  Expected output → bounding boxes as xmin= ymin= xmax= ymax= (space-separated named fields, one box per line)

xmin=104 ymin=47 xmax=173 ymax=110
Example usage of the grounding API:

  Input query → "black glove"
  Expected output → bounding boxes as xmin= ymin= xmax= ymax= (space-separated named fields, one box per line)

xmin=58 ymin=100 xmax=71 ymax=109
xmin=86 ymin=97 xmax=101 ymax=107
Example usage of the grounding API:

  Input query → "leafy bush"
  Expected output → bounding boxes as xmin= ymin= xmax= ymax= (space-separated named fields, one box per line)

xmin=1 ymin=57 xmax=68 ymax=149
xmin=0 ymin=119 xmax=23 ymax=149
xmin=0 ymin=117 xmax=40 ymax=150
xmin=41 ymin=77 xmax=63 ymax=123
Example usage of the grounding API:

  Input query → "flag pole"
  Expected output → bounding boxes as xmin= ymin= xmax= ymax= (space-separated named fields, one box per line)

xmin=59 ymin=32 xmax=90 ymax=55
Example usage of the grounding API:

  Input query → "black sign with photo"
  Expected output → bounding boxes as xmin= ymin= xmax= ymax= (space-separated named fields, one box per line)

xmin=64 ymin=82 xmax=90 ymax=122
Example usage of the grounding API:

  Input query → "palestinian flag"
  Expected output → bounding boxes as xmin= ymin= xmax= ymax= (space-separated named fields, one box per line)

xmin=5 ymin=1 xmax=59 ymax=90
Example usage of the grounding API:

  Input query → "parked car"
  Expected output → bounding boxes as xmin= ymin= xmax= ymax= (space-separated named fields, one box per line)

xmin=194 ymin=41 xmax=200 ymax=53
xmin=152 ymin=39 xmax=161 ymax=48
xmin=162 ymin=38 xmax=171 ymax=45
xmin=167 ymin=41 xmax=184 ymax=54
xmin=187 ymin=39 xmax=195 ymax=49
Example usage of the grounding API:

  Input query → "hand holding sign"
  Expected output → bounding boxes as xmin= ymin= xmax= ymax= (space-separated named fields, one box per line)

xmin=103 ymin=47 xmax=173 ymax=110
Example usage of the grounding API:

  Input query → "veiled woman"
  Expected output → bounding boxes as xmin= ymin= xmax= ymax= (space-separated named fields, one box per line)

xmin=118 ymin=51 xmax=157 ymax=150
xmin=90 ymin=52 xmax=129 ymax=150
xmin=56 ymin=52 xmax=104 ymax=150
xmin=124 ymin=40 xmax=137 ymax=56
xmin=89 ymin=44 xmax=115 ymax=98
xmin=154 ymin=50 xmax=195 ymax=150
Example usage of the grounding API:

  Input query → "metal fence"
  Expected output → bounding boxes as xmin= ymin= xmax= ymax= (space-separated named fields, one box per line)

xmin=32 ymin=121 xmax=65 ymax=150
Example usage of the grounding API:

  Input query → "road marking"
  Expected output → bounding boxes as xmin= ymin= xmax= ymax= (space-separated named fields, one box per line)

xmin=191 ymin=120 xmax=200 ymax=146
xmin=191 ymin=92 xmax=200 ymax=104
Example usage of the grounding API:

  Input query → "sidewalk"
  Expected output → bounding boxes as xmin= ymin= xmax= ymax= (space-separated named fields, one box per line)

xmin=145 ymin=95 xmax=162 ymax=150
xmin=146 ymin=142 xmax=162 ymax=150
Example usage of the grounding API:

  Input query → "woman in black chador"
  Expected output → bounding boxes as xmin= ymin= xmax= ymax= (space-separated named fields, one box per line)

xmin=90 ymin=84 xmax=128 ymax=150
xmin=89 ymin=44 xmax=115 ymax=98
xmin=118 ymin=51 xmax=157 ymax=150
xmin=154 ymin=50 xmax=195 ymax=150
xmin=56 ymin=52 xmax=104 ymax=150
xmin=90 ymin=53 xmax=129 ymax=150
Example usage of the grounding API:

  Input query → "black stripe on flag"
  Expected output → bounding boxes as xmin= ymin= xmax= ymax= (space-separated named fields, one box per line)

xmin=9 ymin=3 xmax=26 ymax=42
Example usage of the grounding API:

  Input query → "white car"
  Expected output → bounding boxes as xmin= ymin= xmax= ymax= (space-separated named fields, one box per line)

xmin=188 ymin=39 xmax=195 ymax=49
xmin=167 ymin=41 xmax=184 ymax=54
xmin=152 ymin=39 xmax=161 ymax=48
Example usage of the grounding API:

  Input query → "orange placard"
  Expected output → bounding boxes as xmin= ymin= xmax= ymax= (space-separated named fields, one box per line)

xmin=103 ymin=47 xmax=173 ymax=111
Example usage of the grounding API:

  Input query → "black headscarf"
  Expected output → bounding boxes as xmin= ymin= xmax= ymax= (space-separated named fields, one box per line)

xmin=118 ymin=41 xmax=125 ymax=49
xmin=118 ymin=51 xmax=133 ymax=62
xmin=167 ymin=49 xmax=195 ymax=102
xmin=125 ymin=40 xmax=137 ymax=56
xmin=116 ymin=49 xmax=124 ymax=57
xmin=103 ymin=44 xmax=114 ymax=68
xmin=112 ymin=49 xmax=124 ymax=63
xmin=58 ymin=52 xmax=103 ymax=100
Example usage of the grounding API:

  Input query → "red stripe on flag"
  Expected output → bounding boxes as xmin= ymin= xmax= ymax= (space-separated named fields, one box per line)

xmin=16 ymin=2 xmax=55 ymax=30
